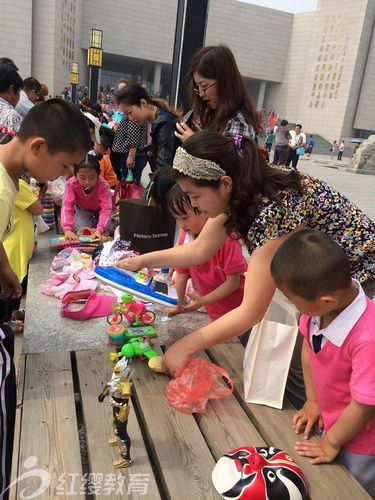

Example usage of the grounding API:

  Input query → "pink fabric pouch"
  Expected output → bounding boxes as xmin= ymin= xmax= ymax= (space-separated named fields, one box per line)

xmin=61 ymin=290 xmax=117 ymax=320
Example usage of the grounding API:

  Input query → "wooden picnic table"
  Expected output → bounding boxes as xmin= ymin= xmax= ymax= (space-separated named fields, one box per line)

xmin=10 ymin=232 xmax=371 ymax=499
xmin=11 ymin=342 xmax=371 ymax=499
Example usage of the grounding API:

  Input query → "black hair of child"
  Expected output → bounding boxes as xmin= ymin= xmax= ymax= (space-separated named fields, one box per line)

xmin=166 ymin=183 xmax=200 ymax=217
xmin=17 ymin=98 xmax=91 ymax=154
xmin=148 ymin=165 xmax=176 ymax=210
xmin=99 ymin=134 xmax=111 ymax=151
xmin=271 ymin=229 xmax=352 ymax=301
xmin=0 ymin=63 xmax=23 ymax=93
xmin=74 ymin=154 xmax=101 ymax=176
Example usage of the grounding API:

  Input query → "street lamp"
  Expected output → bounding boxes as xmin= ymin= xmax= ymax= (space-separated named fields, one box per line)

xmin=87 ymin=28 xmax=103 ymax=102
xmin=70 ymin=62 xmax=79 ymax=103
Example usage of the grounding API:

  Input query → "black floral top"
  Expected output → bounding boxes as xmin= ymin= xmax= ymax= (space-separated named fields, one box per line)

xmin=247 ymin=174 xmax=375 ymax=282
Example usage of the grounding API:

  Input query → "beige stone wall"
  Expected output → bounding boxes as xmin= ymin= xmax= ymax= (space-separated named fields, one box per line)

xmin=206 ymin=0 xmax=293 ymax=83
xmin=353 ymin=27 xmax=375 ymax=132
xmin=0 ymin=0 xmax=32 ymax=78
xmin=81 ymin=0 xmax=177 ymax=64
xmin=265 ymin=0 xmax=375 ymax=142
xmin=30 ymin=0 xmax=57 ymax=94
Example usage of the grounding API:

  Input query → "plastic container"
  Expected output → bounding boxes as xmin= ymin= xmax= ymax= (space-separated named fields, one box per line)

xmin=154 ymin=304 xmax=170 ymax=322
xmin=154 ymin=268 xmax=170 ymax=283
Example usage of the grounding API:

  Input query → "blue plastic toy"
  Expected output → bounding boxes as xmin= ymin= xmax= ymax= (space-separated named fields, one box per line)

xmin=94 ymin=266 xmax=178 ymax=307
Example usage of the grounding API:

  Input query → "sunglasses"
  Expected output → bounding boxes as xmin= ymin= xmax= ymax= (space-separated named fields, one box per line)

xmin=193 ymin=81 xmax=216 ymax=97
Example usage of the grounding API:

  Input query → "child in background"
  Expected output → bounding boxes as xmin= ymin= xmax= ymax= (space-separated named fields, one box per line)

xmin=271 ymin=229 xmax=375 ymax=497
xmin=166 ymin=184 xmax=250 ymax=346
xmin=94 ymin=135 xmax=118 ymax=188
xmin=330 ymin=140 xmax=337 ymax=160
xmin=61 ymin=153 xmax=113 ymax=242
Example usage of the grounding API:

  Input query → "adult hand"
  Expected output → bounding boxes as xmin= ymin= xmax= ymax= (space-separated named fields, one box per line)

xmin=295 ymin=436 xmax=340 ymax=464
xmin=182 ymin=294 xmax=206 ymax=313
xmin=116 ymin=256 xmax=145 ymax=272
xmin=292 ymin=400 xmax=324 ymax=439
xmin=64 ymin=229 xmax=79 ymax=240
xmin=162 ymin=337 xmax=193 ymax=378
xmin=126 ymin=155 xmax=135 ymax=169
xmin=0 ymin=266 xmax=22 ymax=299
xmin=175 ymin=122 xmax=195 ymax=142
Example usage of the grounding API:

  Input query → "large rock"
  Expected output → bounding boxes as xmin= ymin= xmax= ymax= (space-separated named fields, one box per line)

xmin=350 ymin=135 xmax=375 ymax=171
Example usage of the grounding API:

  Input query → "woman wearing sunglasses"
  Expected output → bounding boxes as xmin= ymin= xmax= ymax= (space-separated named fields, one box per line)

xmin=176 ymin=45 xmax=262 ymax=143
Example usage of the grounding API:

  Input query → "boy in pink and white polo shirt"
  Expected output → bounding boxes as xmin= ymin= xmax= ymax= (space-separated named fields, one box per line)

xmin=271 ymin=229 xmax=375 ymax=497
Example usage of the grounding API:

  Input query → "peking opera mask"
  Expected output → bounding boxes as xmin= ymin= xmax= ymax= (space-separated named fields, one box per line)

xmin=212 ymin=446 xmax=308 ymax=500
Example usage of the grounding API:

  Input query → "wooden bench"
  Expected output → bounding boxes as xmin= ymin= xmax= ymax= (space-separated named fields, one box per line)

xmin=11 ymin=342 xmax=371 ymax=499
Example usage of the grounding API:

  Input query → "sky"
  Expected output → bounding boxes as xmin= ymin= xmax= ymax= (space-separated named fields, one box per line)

xmin=238 ymin=0 xmax=318 ymax=14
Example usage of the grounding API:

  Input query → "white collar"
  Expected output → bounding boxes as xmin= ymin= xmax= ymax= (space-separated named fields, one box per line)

xmin=310 ymin=280 xmax=367 ymax=347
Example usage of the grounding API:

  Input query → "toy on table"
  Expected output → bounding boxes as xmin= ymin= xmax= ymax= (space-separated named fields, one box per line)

xmin=41 ymin=191 xmax=54 ymax=225
xmin=107 ymin=325 xmax=155 ymax=346
xmin=106 ymin=293 xmax=155 ymax=327
xmin=212 ymin=446 xmax=308 ymax=500
xmin=49 ymin=235 xmax=100 ymax=253
xmin=95 ymin=266 xmax=178 ymax=307
xmin=98 ymin=356 xmax=135 ymax=468
xmin=109 ymin=336 xmax=164 ymax=373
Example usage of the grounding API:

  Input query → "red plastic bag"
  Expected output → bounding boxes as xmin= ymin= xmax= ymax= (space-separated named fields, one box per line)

xmin=165 ymin=357 xmax=234 ymax=414
xmin=113 ymin=180 xmax=144 ymax=205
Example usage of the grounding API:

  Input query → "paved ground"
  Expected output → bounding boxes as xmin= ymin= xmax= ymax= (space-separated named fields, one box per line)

xmin=298 ymin=157 xmax=375 ymax=220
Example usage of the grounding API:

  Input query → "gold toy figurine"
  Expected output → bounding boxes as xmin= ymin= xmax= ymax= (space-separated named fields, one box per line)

xmin=98 ymin=356 xmax=135 ymax=468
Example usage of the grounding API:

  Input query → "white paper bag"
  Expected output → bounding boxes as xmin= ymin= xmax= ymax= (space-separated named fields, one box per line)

xmin=243 ymin=289 xmax=299 ymax=409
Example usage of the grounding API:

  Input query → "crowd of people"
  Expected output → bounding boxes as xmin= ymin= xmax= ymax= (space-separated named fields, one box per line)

xmin=0 ymin=44 xmax=374 ymax=498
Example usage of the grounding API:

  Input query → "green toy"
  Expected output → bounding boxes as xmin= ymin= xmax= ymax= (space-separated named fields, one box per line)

xmin=110 ymin=336 xmax=158 ymax=363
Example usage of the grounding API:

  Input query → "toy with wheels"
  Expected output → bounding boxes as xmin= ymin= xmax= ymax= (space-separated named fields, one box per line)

xmin=106 ymin=294 xmax=155 ymax=327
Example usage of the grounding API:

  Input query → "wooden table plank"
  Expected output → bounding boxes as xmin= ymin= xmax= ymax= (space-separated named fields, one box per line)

xmin=18 ymin=352 xmax=82 ymax=499
xmin=208 ymin=343 xmax=371 ymax=499
xmin=132 ymin=349 xmax=218 ymax=500
xmin=196 ymin=352 xmax=266 ymax=460
xmin=76 ymin=349 xmax=161 ymax=499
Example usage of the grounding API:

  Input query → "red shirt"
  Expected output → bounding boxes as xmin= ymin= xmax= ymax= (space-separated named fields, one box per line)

xmin=176 ymin=232 xmax=247 ymax=321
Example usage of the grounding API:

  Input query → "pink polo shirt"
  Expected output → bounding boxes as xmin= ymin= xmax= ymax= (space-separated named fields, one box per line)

xmin=176 ymin=232 xmax=247 ymax=321
xmin=299 ymin=292 xmax=375 ymax=454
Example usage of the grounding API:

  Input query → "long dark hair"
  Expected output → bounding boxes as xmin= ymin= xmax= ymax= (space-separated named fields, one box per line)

xmin=172 ymin=130 xmax=303 ymax=245
xmin=188 ymin=45 xmax=262 ymax=136
xmin=117 ymin=83 xmax=183 ymax=121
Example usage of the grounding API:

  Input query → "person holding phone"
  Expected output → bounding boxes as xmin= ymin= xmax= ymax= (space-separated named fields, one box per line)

xmin=175 ymin=45 xmax=262 ymax=143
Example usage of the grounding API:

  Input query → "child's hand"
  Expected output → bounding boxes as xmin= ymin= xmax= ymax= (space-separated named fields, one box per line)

xmin=295 ymin=436 xmax=341 ymax=464
xmin=293 ymin=400 xmax=324 ymax=439
xmin=0 ymin=266 xmax=22 ymax=298
xmin=64 ymin=230 xmax=79 ymax=240
xmin=182 ymin=293 xmax=205 ymax=313
xmin=162 ymin=337 xmax=194 ymax=378
xmin=94 ymin=229 xmax=105 ymax=242
xmin=116 ymin=256 xmax=144 ymax=272
xmin=168 ymin=304 xmax=183 ymax=316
